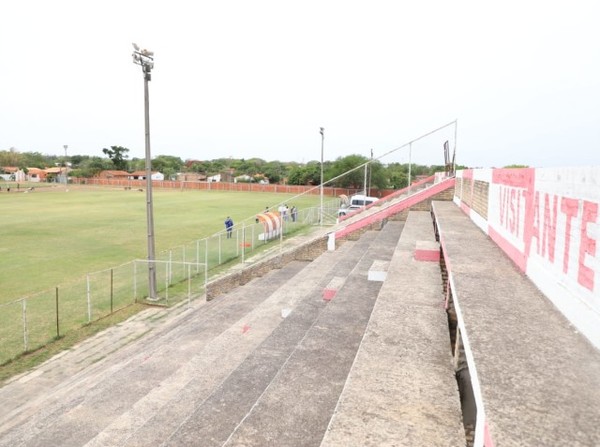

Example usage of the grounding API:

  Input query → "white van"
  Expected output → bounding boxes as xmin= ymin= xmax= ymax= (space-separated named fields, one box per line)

xmin=338 ymin=194 xmax=379 ymax=216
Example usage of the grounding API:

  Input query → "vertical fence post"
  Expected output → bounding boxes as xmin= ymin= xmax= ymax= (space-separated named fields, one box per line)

xmin=22 ymin=298 xmax=28 ymax=353
xmin=242 ymin=222 xmax=245 ymax=264
xmin=236 ymin=228 xmax=239 ymax=257
xmin=187 ymin=264 xmax=191 ymax=307
xmin=110 ymin=268 xmax=114 ymax=314
xmin=182 ymin=245 xmax=186 ymax=278
xmin=204 ymin=262 xmax=208 ymax=293
xmin=165 ymin=262 xmax=169 ymax=304
xmin=196 ymin=239 xmax=200 ymax=273
xmin=205 ymin=239 xmax=208 ymax=286
xmin=55 ymin=287 xmax=60 ymax=338
xmin=218 ymin=234 xmax=222 ymax=265
xmin=133 ymin=261 xmax=137 ymax=302
xmin=86 ymin=274 xmax=92 ymax=323
xmin=279 ymin=214 xmax=283 ymax=253
xmin=169 ymin=250 xmax=173 ymax=284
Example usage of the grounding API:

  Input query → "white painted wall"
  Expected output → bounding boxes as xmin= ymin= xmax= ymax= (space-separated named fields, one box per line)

xmin=454 ymin=167 xmax=600 ymax=350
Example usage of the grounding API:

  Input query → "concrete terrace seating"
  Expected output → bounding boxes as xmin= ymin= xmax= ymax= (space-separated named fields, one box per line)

xmin=322 ymin=211 xmax=464 ymax=447
xmin=0 ymin=218 xmax=418 ymax=447
xmin=432 ymin=200 xmax=600 ymax=446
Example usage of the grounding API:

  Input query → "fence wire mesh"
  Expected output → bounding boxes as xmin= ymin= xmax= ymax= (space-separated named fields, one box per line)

xmin=0 ymin=200 xmax=341 ymax=365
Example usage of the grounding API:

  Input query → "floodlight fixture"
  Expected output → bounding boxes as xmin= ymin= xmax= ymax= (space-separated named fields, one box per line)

xmin=132 ymin=44 xmax=154 ymax=80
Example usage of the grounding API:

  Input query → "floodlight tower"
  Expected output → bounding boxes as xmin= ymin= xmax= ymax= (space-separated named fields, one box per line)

xmin=319 ymin=127 xmax=324 ymax=226
xmin=132 ymin=43 xmax=157 ymax=300
xmin=63 ymin=144 xmax=68 ymax=185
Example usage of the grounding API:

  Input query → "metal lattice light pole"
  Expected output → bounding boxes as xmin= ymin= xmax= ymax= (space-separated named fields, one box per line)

xmin=132 ymin=43 xmax=157 ymax=300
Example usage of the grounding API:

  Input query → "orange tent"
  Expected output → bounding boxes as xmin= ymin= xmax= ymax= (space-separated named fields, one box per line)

xmin=257 ymin=212 xmax=282 ymax=241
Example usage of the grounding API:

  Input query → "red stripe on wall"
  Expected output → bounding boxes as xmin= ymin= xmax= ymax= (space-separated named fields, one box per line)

xmin=487 ymin=226 xmax=527 ymax=272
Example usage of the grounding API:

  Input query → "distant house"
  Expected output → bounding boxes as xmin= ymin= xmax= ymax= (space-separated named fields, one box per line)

xmin=234 ymin=174 xmax=252 ymax=183
xmin=98 ymin=170 xmax=130 ymax=179
xmin=129 ymin=171 xmax=164 ymax=181
xmin=27 ymin=168 xmax=48 ymax=182
xmin=207 ymin=173 xmax=222 ymax=183
xmin=1 ymin=166 xmax=25 ymax=181
xmin=177 ymin=173 xmax=207 ymax=182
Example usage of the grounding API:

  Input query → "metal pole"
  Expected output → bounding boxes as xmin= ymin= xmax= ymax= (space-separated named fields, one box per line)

xmin=369 ymin=148 xmax=373 ymax=196
xmin=63 ymin=144 xmax=68 ymax=186
xmin=205 ymin=239 xmax=208 ymax=289
xmin=22 ymin=299 xmax=28 ymax=352
xmin=143 ymin=66 xmax=158 ymax=300
xmin=408 ymin=142 xmax=412 ymax=194
xmin=110 ymin=268 xmax=114 ymax=313
xmin=197 ymin=239 xmax=201 ymax=273
xmin=453 ymin=119 xmax=458 ymax=175
xmin=280 ymin=214 xmax=283 ymax=253
xmin=187 ymin=264 xmax=191 ymax=306
xmin=169 ymin=250 xmax=173 ymax=284
xmin=86 ymin=274 xmax=92 ymax=322
xmin=242 ymin=222 xmax=245 ymax=264
xmin=320 ymin=127 xmax=324 ymax=226
xmin=55 ymin=287 xmax=60 ymax=338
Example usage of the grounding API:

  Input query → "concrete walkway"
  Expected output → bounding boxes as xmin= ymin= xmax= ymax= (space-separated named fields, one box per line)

xmin=432 ymin=200 xmax=600 ymax=446
xmin=321 ymin=212 xmax=464 ymax=447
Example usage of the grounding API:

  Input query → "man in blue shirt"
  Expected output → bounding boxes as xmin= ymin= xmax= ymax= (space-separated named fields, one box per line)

xmin=225 ymin=216 xmax=234 ymax=238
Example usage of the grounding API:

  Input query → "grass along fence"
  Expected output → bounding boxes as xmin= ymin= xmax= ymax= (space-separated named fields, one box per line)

xmin=0 ymin=200 xmax=339 ymax=365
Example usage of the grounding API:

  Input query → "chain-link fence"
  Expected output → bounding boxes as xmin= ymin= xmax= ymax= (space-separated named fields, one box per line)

xmin=0 ymin=200 xmax=340 ymax=365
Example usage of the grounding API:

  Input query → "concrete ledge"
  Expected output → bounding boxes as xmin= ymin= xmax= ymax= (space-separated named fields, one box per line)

xmin=323 ymin=276 xmax=346 ymax=301
xmin=206 ymin=235 xmax=328 ymax=300
xmin=414 ymin=240 xmax=440 ymax=262
xmin=367 ymin=260 xmax=389 ymax=282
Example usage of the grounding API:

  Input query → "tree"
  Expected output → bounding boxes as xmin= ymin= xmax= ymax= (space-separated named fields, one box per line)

xmin=0 ymin=148 xmax=24 ymax=167
xmin=152 ymin=155 xmax=184 ymax=180
xmin=129 ymin=157 xmax=146 ymax=171
xmin=263 ymin=161 xmax=287 ymax=184
xmin=328 ymin=154 xmax=369 ymax=189
xmin=70 ymin=157 xmax=113 ymax=178
xmin=368 ymin=160 xmax=387 ymax=191
xmin=386 ymin=163 xmax=409 ymax=189
xmin=102 ymin=146 xmax=130 ymax=170
xmin=287 ymin=161 xmax=322 ymax=186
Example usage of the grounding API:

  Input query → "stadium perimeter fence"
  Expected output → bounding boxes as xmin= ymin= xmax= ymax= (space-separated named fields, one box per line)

xmin=0 ymin=201 xmax=340 ymax=365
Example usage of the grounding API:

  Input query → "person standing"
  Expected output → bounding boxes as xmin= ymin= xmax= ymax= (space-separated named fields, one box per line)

xmin=225 ymin=216 xmax=234 ymax=238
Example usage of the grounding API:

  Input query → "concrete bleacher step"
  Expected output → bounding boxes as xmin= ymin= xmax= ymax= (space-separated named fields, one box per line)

xmin=321 ymin=211 xmax=465 ymax=447
xmin=186 ymin=221 xmax=404 ymax=447
xmin=0 ymin=259 xmax=313 ymax=446
xmin=367 ymin=259 xmax=389 ymax=281
xmin=0 ymin=234 xmax=378 ymax=446
xmin=127 ymin=230 xmax=384 ymax=447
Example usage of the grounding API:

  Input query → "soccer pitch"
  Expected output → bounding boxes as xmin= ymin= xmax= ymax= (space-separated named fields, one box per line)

xmin=0 ymin=185 xmax=320 ymax=304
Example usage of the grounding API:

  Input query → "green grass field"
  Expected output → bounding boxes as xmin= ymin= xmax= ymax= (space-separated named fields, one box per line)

xmin=0 ymin=184 xmax=324 ymax=366
xmin=0 ymin=185 xmax=320 ymax=304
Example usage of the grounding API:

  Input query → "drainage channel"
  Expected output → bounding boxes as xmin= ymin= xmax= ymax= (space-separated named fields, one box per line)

xmin=438 ymin=243 xmax=477 ymax=447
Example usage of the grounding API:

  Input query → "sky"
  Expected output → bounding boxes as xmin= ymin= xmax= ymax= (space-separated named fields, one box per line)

xmin=1 ymin=0 xmax=599 ymax=169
